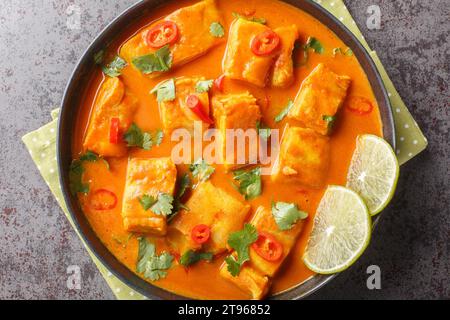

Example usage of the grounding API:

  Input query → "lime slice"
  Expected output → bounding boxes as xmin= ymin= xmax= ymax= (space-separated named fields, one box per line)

xmin=303 ymin=185 xmax=371 ymax=274
xmin=346 ymin=134 xmax=399 ymax=216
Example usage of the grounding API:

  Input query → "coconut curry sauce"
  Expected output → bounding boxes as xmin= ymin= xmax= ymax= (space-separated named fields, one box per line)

xmin=72 ymin=0 xmax=382 ymax=299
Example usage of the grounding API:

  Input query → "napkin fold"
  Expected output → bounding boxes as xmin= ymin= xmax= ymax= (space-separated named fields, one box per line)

xmin=22 ymin=0 xmax=427 ymax=299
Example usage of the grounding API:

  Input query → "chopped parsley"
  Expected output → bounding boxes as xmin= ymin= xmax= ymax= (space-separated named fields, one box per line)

xmin=233 ymin=167 xmax=262 ymax=200
xmin=139 ymin=193 xmax=174 ymax=216
xmin=79 ymin=150 xmax=110 ymax=170
xmin=136 ymin=238 xmax=173 ymax=281
xmin=209 ymin=22 xmax=225 ymax=38
xmin=151 ymin=79 xmax=176 ymax=102
xmin=232 ymin=12 xmax=267 ymax=25
xmin=180 ymin=250 xmax=213 ymax=267
xmin=274 ymin=99 xmax=294 ymax=123
xmin=123 ymin=123 xmax=163 ymax=150
xmin=225 ymin=224 xmax=258 ymax=276
xmin=195 ymin=79 xmax=214 ymax=93
xmin=271 ymin=201 xmax=308 ymax=231
xmin=132 ymin=45 xmax=172 ymax=74
xmin=256 ymin=121 xmax=271 ymax=140
xmin=102 ymin=56 xmax=127 ymax=77
xmin=190 ymin=158 xmax=215 ymax=183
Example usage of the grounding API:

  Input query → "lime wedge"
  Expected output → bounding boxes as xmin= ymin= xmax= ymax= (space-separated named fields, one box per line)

xmin=303 ymin=185 xmax=371 ymax=274
xmin=346 ymin=134 xmax=399 ymax=216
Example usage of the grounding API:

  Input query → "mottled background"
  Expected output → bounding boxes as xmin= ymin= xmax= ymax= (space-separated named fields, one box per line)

xmin=0 ymin=0 xmax=448 ymax=300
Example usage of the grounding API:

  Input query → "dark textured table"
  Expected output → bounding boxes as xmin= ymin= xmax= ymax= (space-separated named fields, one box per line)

xmin=0 ymin=0 xmax=448 ymax=300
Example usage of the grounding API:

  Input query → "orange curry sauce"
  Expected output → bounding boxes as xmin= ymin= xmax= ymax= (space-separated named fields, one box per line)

xmin=72 ymin=0 xmax=382 ymax=299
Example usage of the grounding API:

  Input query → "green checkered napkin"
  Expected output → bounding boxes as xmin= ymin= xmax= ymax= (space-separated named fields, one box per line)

xmin=22 ymin=0 xmax=427 ymax=300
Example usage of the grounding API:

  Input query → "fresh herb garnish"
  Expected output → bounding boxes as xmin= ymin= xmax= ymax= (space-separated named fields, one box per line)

xmin=138 ymin=194 xmax=158 ymax=211
xmin=102 ymin=56 xmax=127 ymax=77
xmin=69 ymin=160 xmax=89 ymax=195
xmin=136 ymin=238 xmax=173 ymax=281
xmin=79 ymin=150 xmax=110 ymax=170
xmin=94 ymin=50 xmax=105 ymax=65
xmin=333 ymin=47 xmax=353 ymax=57
xmin=171 ymin=174 xmax=192 ymax=219
xmin=294 ymin=37 xmax=324 ymax=67
xmin=180 ymin=250 xmax=213 ymax=267
xmin=323 ymin=115 xmax=337 ymax=132
xmin=69 ymin=151 xmax=110 ymax=195
xmin=274 ymin=100 xmax=294 ymax=123
xmin=225 ymin=224 xmax=259 ymax=276
xmin=256 ymin=121 xmax=271 ymax=140
xmin=151 ymin=79 xmax=176 ymax=102
xmin=132 ymin=45 xmax=172 ymax=74
xmin=139 ymin=193 xmax=174 ymax=216
xmin=123 ymin=123 xmax=164 ymax=150
xmin=271 ymin=201 xmax=308 ymax=231
xmin=232 ymin=12 xmax=267 ymax=25
xmin=233 ymin=167 xmax=262 ymax=200
xmin=190 ymin=159 xmax=215 ymax=183
xmin=209 ymin=22 xmax=225 ymax=38
xmin=305 ymin=37 xmax=324 ymax=54
xmin=195 ymin=80 xmax=214 ymax=93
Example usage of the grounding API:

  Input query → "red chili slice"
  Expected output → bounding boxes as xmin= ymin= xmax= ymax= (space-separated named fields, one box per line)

xmin=346 ymin=97 xmax=374 ymax=115
xmin=251 ymin=231 xmax=283 ymax=262
xmin=146 ymin=21 xmax=179 ymax=49
xmin=186 ymin=95 xmax=214 ymax=124
xmin=251 ymin=30 xmax=280 ymax=56
xmin=214 ymin=75 xmax=226 ymax=92
xmin=109 ymin=118 xmax=120 ymax=144
xmin=89 ymin=189 xmax=118 ymax=211
xmin=191 ymin=224 xmax=211 ymax=244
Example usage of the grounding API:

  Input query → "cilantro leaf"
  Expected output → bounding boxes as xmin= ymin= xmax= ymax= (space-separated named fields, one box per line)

xmin=132 ymin=45 xmax=172 ymax=74
xmin=274 ymin=99 xmax=294 ymax=123
xmin=333 ymin=47 xmax=353 ymax=57
xmin=195 ymin=80 xmax=214 ymax=93
xmin=151 ymin=193 xmax=174 ymax=216
xmin=94 ymin=50 xmax=104 ymax=65
xmin=180 ymin=250 xmax=213 ymax=267
xmin=225 ymin=224 xmax=258 ymax=276
xmin=190 ymin=159 xmax=215 ymax=183
xmin=151 ymin=79 xmax=176 ymax=102
xmin=170 ymin=174 xmax=192 ymax=221
xmin=79 ymin=150 xmax=110 ymax=170
xmin=123 ymin=123 xmax=164 ymax=150
xmin=79 ymin=150 xmax=98 ymax=162
xmin=271 ymin=201 xmax=308 ymax=231
xmin=233 ymin=167 xmax=262 ymax=200
xmin=224 ymin=256 xmax=241 ymax=277
xmin=136 ymin=238 xmax=173 ymax=281
xmin=69 ymin=160 xmax=89 ymax=195
xmin=256 ymin=121 xmax=271 ymax=140
xmin=209 ymin=22 xmax=225 ymax=38
xmin=102 ymin=56 xmax=127 ymax=77
xmin=306 ymin=37 xmax=324 ymax=54
xmin=138 ymin=194 xmax=157 ymax=211
xmin=232 ymin=12 xmax=267 ymax=25
xmin=69 ymin=151 xmax=111 ymax=195
xmin=323 ymin=115 xmax=337 ymax=133
xmin=139 ymin=193 xmax=174 ymax=216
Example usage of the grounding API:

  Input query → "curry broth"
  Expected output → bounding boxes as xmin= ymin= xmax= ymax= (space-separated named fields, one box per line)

xmin=72 ymin=0 xmax=382 ymax=299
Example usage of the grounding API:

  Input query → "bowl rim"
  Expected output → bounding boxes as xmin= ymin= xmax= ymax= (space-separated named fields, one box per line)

xmin=57 ymin=0 xmax=395 ymax=300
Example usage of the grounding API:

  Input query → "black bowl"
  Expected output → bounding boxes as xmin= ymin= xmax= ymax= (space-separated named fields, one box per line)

xmin=58 ymin=0 xmax=395 ymax=300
